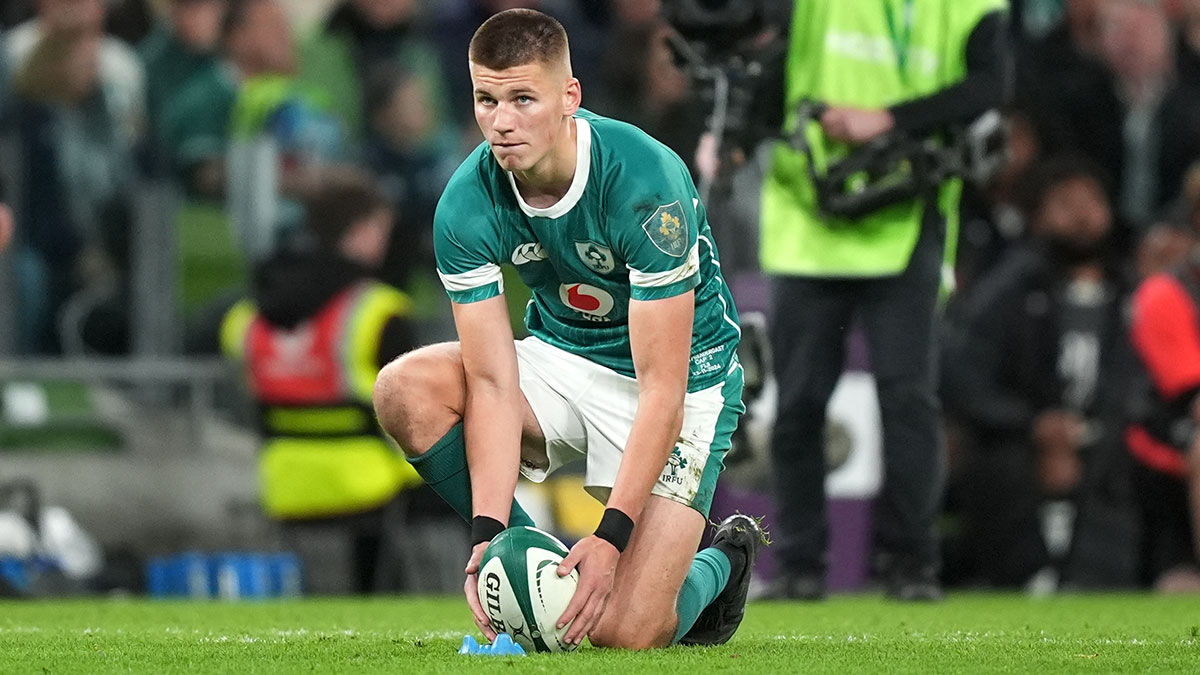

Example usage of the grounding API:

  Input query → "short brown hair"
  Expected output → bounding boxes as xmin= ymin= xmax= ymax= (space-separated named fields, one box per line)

xmin=304 ymin=166 xmax=390 ymax=249
xmin=469 ymin=8 xmax=569 ymax=71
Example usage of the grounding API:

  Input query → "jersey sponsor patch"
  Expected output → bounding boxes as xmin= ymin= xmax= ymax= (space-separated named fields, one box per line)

xmin=512 ymin=242 xmax=547 ymax=265
xmin=574 ymin=241 xmax=616 ymax=274
xmin=641 ymin=201 xmax=690 ymax=257
xmin=559 ymin=283 xmax=614 ymax=320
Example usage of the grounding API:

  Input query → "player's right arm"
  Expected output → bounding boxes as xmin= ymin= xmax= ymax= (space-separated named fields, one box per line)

xmin=434 ymin=156 xmax=524 ymax=637
xmin=454 ymin=295 xmax=521 ymax=643
xmin=453 ymin=295 xmax=523 ymax=526
xmin=434 ymin=157 xmax=523 ymax=525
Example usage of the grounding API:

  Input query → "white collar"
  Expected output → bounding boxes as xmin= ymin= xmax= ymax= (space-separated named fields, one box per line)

xmin=506 ymin=116 xmax=592 ymax=219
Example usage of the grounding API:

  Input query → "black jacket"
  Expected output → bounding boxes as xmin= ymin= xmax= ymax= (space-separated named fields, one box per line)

xmin=943 ymin=245 xmax=1134 ymax=443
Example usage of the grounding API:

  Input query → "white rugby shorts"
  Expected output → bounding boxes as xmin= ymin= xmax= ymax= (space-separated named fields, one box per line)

xmin=512 ymin=336 xmax=742 ymax=516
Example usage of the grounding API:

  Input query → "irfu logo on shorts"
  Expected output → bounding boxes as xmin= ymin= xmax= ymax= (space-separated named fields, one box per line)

xmin=661 ymin=446 xmax=688 ymax=485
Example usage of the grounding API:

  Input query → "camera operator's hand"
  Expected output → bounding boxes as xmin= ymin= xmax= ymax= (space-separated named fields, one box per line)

xmin=820 ymin=106 xmax=895 ymax=144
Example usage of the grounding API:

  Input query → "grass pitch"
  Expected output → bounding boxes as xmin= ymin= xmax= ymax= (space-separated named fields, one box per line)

xmin=1 ymin=594 xmax=1197 ymax=673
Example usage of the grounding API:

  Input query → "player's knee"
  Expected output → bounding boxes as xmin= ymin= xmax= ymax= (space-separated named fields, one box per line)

xmin=588 ymin=614 xmax=672 ymax=650
xmin=373 ymin=358 xmax=413 ymax=444
xmin=373 ymin=346 xmax=464 ymax=455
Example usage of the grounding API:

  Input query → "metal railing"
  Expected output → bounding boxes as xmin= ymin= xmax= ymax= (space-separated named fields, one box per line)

xmin=0 ymin=357 xmax=241 ymax=449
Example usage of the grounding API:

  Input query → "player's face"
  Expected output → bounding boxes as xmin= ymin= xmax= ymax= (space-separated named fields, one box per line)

xmin=470 ymin=60 xmax=579 ymax=173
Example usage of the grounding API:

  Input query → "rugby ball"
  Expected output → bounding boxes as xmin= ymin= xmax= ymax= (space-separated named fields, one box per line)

xmin=476 ymin=526 xmax=580 ymax=652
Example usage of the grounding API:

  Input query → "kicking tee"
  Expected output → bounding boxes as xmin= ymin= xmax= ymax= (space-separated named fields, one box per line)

xmin=434 ymin=109 xmax=740 ymax=392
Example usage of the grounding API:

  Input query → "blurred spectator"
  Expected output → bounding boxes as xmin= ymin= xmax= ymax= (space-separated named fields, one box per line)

xmin=5 ymin=0 xmax=145 ymax=354
xmin=1171 ymin=0 xmax=1200 ymax=83
xmin=1 ymin=38 xmax=8 ymax=257
xmin=608 ymin=0 xmax=662 ymax=28
xmin=0 ymin=1 xmax=35 ymax=30
xmin=165 ymin=0 xmax=348 ymax=256
xmin=299 ymin=0 xmax=449 ymax=151
xmin=591 ymin=20 xmax=704 ymax=172
xmin=1010 ymin=0 xmax=1075 ymax=40
xmin=1037 ymin=0 xmax=1200 ymax=231
xmin=138 ymin=0 xmax=227 ymax=164
xmin=219 ymin=167 xmax=428 ymax=593
xmin=1136 ymin=221 xmax=1195 ymax=279
xmin=1100 ymin=0 xmax=1200 ymax=226
xmin=0 ymin=202 xmax=12 ymax=253
xmin=1125 ymin=160 xmax=1200 ymax=592
xmin=104 ymin=0 xmax=154 ymax=46
xmin=431 ymin=0 xmax=603 ymax=126
xmin=1016 ymin=0 xmax=1112 ymax=173
xmin=944 ymin=156 xmax=1136 ymax=589
xmin=758 ymin=0 xmax=1010 ymax=602
xmin=362 ymin=62 xmax=457 ymax=286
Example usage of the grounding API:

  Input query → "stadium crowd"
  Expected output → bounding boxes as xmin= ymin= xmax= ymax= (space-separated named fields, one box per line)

xmin=2 ymin=0 xmax=1200 ymax=597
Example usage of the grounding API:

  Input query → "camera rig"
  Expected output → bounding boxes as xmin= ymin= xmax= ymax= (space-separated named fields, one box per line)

xmin=786 ymin=101 xmax=1008 ymax=220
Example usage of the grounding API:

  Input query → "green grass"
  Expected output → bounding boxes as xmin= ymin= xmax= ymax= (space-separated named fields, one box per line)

xmin=0 ymin=594 xmax=1197 ymax=673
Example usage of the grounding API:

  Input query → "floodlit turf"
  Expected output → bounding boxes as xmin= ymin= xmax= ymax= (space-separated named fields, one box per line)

xmin=0 ymin=594 xmax=1197 ymax=673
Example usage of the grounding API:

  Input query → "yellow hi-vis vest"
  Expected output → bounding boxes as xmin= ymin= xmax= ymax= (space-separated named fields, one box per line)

xmin=761 ymin=0 xmax=1007 ymax=278
xmin=221 ymin=280 xmax=421 ymax=519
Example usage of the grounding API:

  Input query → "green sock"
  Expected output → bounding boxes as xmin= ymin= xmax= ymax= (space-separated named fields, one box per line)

xmin=407 ymin=423 xmax=534 ymax=528
xmin=672 ymin=547 xmax=732 ymax=643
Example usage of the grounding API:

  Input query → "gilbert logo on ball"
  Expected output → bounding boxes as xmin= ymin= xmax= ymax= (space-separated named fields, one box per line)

xmin=477 ymin=526 xmax=580 ymax=653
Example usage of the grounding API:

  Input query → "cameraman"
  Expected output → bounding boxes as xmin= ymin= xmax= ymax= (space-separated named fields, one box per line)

xmin=759 ymin=0 xmax=1011 ymax=600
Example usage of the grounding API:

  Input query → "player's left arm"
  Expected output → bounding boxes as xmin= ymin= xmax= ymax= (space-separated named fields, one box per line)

xmin=609 ymin=292 xmax=694 ymax=520
xmin=557 ymin=143 xmax=704 ymax=644
xmin=555 ymin=291 xmax=694 ymax=646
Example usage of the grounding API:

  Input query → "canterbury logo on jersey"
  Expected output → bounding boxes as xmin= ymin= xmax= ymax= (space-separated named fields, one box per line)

xmin=559 ymin=283 xmax=614 ymax=321
xmin=512 ymin=242 xmax=547 ymax=265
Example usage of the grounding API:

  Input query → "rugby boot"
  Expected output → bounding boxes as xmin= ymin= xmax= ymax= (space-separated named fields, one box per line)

xmin=679 ymin=514 xmax=769 ymax=646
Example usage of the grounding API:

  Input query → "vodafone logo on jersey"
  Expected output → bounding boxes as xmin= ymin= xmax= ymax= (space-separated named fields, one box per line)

xmin=559 ymin=283 xmax=614 ymax=321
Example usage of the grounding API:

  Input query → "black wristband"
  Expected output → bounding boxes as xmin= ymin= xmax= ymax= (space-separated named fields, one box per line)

xmin=471 ymin=515 xmax=505 ymax=546
xmin=593 ymin=508 xmax=634 ymax=553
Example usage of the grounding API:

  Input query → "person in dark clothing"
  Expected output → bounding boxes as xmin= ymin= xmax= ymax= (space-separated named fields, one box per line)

xmin=219 ymin=167 xmax=446 ymax=593
xmin=758 ymin=0 xmax=1011 ymax=602
xmin=1014 ymin=0 xmax=1110 ymax=155
xmin=1030 ymin=0 xmax=1200 ymax=231
xmin=943 ymin=156 xmax=1137 ymax=589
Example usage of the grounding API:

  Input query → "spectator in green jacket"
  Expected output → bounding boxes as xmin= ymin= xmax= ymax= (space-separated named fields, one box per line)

xmin=138 ymin=0 xmax=227 ymax=162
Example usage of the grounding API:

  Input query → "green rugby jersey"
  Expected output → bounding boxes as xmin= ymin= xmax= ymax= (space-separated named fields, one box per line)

xmin=433 ymin=109 xmax=740 ymax=392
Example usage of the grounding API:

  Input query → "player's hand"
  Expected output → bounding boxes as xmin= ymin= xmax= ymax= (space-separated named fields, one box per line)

xmin=463 ymin=541 xmax=497 ymax=642
xmin=555 ymin=535 xmax=619 ymax=647
xmin=820 ymin=106 xmax=895 ymax=143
